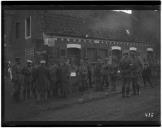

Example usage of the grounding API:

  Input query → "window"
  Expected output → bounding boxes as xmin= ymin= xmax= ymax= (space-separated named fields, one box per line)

xmin=25 ymin=16 xmax=31 ymax=39
xmin=16 ymin=23 xmax=20 ymax=38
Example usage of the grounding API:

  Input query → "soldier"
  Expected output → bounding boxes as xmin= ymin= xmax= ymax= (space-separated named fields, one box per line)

xmin=119 ymin=51 xmax=132 ymax=97
xmin=61 ymin=61 xmax=70 ymax=97
xmin=129 ymin=47 xmax=143 ymax=96
xmin=7 ymin=61 xmax=12 ymax=81
xmin=142 ymin=63 xmax=153 ymax=88
xmin=49 ymin=63 xmax=58 ymax=97
xmin=32 ymin=60 xmax=51 ymax=103
xmin=69 ymin=62 xmax=78 ymax=95
xmin=101 ymin=59 xmax=109 ymax=89
xmin=31 ymin=63 xmax=38 ymax=99
xmin=109 ymin=56 xmax=118 ymax=91
xmin=11 ymin=57 xmax=23 ymax=102
xmin=78 ymin=60 xmax=88 ymax=94
xmin=87 ymin=63 xmax=92 ymax=88
xmin=55 ymin=62 xmax=63 ymax=97
xmin=94 ymin=62 xmax=102 ymax=91
xmin=22 ymin=60 xmax=33 ymax=100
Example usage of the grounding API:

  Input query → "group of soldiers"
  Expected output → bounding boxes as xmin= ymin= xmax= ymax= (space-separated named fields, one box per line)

xmin=6 ymin=47 xmax=154 ymax=103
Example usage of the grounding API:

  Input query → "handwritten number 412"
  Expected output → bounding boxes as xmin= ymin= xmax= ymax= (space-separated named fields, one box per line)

xmin=145 ymin=113 xmax=154 ymax=118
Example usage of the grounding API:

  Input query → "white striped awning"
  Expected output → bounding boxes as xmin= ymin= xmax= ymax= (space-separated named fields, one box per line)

xmin=111 ymin=46 xmax=121 ymax=50
xmin=147 ymin=48 xmax=154 ymax=52
xmin=67 ymin=44 xmax=81 ymax=49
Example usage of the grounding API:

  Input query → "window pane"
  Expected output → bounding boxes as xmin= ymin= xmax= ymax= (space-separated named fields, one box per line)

xmin=25 ymin=16 xmax=31 ymax=38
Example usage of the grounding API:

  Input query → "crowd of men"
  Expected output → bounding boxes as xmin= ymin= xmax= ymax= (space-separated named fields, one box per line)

xmin=5 ymin=47 xmax=155 ymax=103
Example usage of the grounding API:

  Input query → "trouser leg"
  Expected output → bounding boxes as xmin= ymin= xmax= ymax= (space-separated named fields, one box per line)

xmin=147 ymin=77 xmax=153 ymax=88
xmin=132 ymin=78 xmax=136 ymax=95
xmin=13 ymin=82 xmax=21 ymax=102
xmin=143 ymin=76 xmax=147 ymax=87
xmin=111 ymin=77 xmax=116 ymax=91
xmin=89 ymin=75 xmax=92 ymax=88
xmin=126 ymin=78 xmax=131 ymax=96
xmin=122 ymin=78 xmax=126 ymax=97
xmin=106 ymin=76 xmax=109 ymax=88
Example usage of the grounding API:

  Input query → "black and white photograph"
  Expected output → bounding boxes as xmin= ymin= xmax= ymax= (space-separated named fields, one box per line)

xmin=2 ymin=2 xmax=161 ymax=126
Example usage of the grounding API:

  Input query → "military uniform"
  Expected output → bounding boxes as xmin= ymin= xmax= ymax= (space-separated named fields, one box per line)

xmin=55 ymin=64 xmax=63 ymax=97
xmin=119 ymin=53 xmax=132 ymax=97
xmin=61 ymin=63 xmax=70 ymax=97
xmin=87 ymin=64 xmax=92 ymax=88
xmin=109 ymin=63 xmax=118 ymax=91
xmin=142 ymin=64 xmax=153 ymax=88
xmin=22 ymin=61 xmax=33 ymax=100
xmin=69 ymin=64 xmax=78 ymax=95
xmin=101 ymin=63 xmax=109 ymax=89
xmin=79 ymin=64 xmax=88 ymax=93
xmin=33 ymin=61 xmax=51 ymax=102
xmin=94 ymin=63 xmax=102 ymax=91
xmin=12 ymin=58 xmax=23 ymax=102
xmin=49 ymin=64 xmax=58 ymax=97
xmin=129 ymin=49 xmax=143 ymax=96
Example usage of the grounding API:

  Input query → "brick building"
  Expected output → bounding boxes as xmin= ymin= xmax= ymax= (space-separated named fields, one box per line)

xmin=4 ymin=10 xmax=155 ymax=65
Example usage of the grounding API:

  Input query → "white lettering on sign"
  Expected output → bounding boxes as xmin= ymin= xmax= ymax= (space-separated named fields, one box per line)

xmin=67 ymin=44 xmax=81 ymax=49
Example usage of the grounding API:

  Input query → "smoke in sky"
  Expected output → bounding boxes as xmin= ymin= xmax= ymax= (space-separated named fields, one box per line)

xmin=88 ymin=11 xmax=132 ymax=33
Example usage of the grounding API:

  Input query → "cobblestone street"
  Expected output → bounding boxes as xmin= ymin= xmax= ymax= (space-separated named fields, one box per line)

xmin=4 ymin=78 xmax=160 ymax=122
xmin=29 ymin=85 xmax=160 ymax=121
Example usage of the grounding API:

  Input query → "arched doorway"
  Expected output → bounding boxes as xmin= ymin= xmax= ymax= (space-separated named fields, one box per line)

xmin=111 ymin=46 xmax=122 ymax=65
xmin=146 ymin=48 xmax=154 ymax=66
xmin=67 ymin=44 xmax=81 ymax=65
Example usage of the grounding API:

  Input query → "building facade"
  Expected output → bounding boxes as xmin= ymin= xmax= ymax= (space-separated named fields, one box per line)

xmin=4 ymin=10 xmax=155 ymax=65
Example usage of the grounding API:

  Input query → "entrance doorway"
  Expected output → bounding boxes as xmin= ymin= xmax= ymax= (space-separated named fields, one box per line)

xmin=67 ymin=48 xmax=81 ymax=65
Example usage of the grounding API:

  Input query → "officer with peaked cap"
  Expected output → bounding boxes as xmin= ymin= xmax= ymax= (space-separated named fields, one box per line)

xmin=129 ymin=47 xmax=143 ymax=96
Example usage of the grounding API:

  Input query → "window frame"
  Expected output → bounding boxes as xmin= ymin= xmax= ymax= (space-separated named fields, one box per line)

xmin=25 ymin=16 xmax=31 ymax=39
